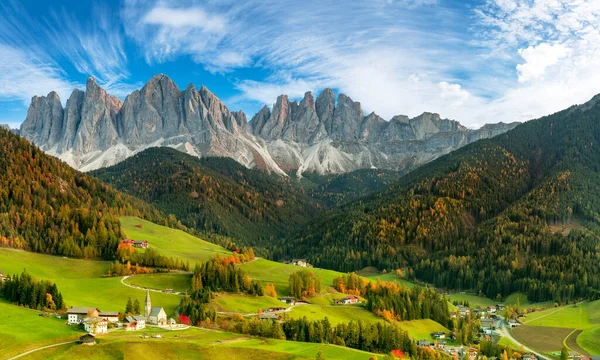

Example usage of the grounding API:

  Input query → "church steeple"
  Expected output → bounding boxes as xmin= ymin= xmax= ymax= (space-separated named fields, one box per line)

xmin=145 ymin=289 xmax=151 ymax=318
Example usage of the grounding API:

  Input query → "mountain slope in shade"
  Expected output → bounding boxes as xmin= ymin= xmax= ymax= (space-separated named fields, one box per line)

xmin=91 ymin=147 xmax=324 ymax=248
xmin=281 ymin=94 xmax=600 ymax=303
xmin=20 ymin=74 xmax=518 ymax=175
xmin=0 ymin=127 xmax=166 ymax=259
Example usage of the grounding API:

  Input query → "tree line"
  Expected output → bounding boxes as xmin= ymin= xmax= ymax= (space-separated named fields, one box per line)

xmin=0 ymin=270 xmax=64 ymax=310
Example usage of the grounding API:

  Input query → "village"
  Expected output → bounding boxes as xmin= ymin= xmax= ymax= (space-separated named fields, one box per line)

xmin=65 ymin=289 xmax=184 ymax=345
xmin=414 ymin=302 xmax=591 ymax=360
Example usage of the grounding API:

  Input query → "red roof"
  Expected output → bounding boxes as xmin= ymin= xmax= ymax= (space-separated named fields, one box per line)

xmin=391 ymin=350 xmax=405 ymax=358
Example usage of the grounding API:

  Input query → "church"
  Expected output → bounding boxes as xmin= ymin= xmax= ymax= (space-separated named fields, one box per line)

xmin=145 ymin=289 xmax=168 ymax=326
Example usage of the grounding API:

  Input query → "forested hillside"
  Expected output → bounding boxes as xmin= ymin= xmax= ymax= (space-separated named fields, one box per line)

xmin=296 ymin=169 xmax=401 ymax=207
xmin=0 ymin=128 xmax=166 ymax=259
xmin=92 ymin=148 xmax=323 ymax=248
xmin=282 ymin=95 xmax=600 ymax=303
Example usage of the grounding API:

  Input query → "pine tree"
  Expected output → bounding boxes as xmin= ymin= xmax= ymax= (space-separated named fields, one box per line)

xmin=133 ymin=299 xmax=141 ymax=315
xmin=125 ymin=297 xmax=133 ymax=315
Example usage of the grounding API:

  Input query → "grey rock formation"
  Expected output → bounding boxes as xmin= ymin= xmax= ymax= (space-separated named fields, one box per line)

xmin=20 ymin=75 xmax=519 ymax=176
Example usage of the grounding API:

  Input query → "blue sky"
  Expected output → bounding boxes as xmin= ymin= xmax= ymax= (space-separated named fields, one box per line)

xmin=1 ymin=0 xmax=600 ymax=129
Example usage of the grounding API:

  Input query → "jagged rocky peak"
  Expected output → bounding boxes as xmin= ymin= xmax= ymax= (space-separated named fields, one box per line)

xmin=20 ymin=90 xmax=64 ymax=147
xmin=316 ymin=88 xmax=335 ymax=127
xmin=19 ymin=73 xmax=520 ymax=175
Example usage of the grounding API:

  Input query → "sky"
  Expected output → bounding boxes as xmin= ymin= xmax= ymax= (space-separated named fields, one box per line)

xmin=1 ymin=0 xmax=600 ymax=129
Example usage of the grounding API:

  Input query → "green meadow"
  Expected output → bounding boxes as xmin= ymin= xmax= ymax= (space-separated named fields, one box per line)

xmin=210 ymin=293 xmax=288 ymax=314
xmin=397 ymin=319 xmax=451 ymax=341
xmin=20 ymin=326 xmax=379 ymax=360
xmin=125 ymin=273 xmax=192 ymax=293
xmin=0 ymin=300 xmax=84 ymax=360
xmin=0 ymin=248 xmax=182 ymax=317
xmin=120 ymin=216 xmax=232 ymax=263
xmin=287 ymin=304 xmax=382 ymax=325
xmin=521 ymin=300 xmax=600 ymax=355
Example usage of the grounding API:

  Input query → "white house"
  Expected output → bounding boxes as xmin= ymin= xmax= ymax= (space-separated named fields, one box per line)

xmin=67 ymin=307 xmax=99 ymax=325
xmin=125 ymin=315 xmax=146 ymax=330
xmin=99 ymin=311 xmax=120 ymax=323
xmin=83 ymin=317 xmax=108 ymax=335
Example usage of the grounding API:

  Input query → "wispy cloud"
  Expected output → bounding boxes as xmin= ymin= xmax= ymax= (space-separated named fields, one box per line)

xmin=122 ymin=0 xmax=481 ymax=121
xmin=0 ymin=0 xmax=137 ymax=105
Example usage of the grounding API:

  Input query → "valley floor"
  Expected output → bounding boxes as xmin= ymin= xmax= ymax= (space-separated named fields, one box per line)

xmin=1 ymin=216 xmax=598 ymax=358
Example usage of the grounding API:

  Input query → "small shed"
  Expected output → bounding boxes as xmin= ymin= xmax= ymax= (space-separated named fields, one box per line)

xmin=80 ymin=333 xmax=96 ymax=346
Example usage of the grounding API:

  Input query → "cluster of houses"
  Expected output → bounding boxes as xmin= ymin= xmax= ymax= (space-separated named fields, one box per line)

xmin=68 ymin=290 xmax=173 ymax=336
xmin=417 ymin=338 xmax=479 ymax=360
xmin=121 ymin=239 xmax=149 ymax=249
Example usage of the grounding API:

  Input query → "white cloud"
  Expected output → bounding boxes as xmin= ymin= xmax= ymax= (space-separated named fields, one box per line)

xmin=516 ymin=43 xmax=571 ymax=83
xmin=439 ymin=82 xmax=471 ymax=107
xmin=141 ymin=6 xmax=227 ymax=32
xmin=0 ymin=44 xmax=78 ymax=105
xmin=0 ymin=1 xmax=137 ymax=106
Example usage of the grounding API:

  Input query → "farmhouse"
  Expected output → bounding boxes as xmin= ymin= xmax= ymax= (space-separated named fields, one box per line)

xmin=121 ymin=239 xmax=135 ymax=246
xmin=416 ymin=340 xmax=432 ymax=347
xmin=79 ymin=333 xmax=96 ymax=346
xmin=99 ymin=311 xmax=120 ymax=323
xmin=335 ymin=295 xmax=359 ymax=305
xmin=508 ymin=319 xmax=519 ymax=328
xmin=486 ymin=306 xmax=497 ymax=314
xmin=480 ymin=319 xmax=495 ymax=334
xmin=0 ymin=270 xmax=6 ymax=282
xmin=431 ymin=331 xmax=446 ymax=340
xmin=125 ymin=315 xmax=146 ymax=330
xmin=67 ymin=307 xmax=99 ymax=324
xmin=522 ymin=354 xmax=537 ymax=360
xmin=260 ymin=313 xmax=281 ymax=321
xmin=133 ymin=240 xmax=149 ymax=248
xmin=83 ymin=317 xmax=108 ymax=335
xmin=467 ymin=348 xmax=478 ymax=360
xmin=279 ymin=296 xmax=296 ymax=305
xmin=291 ymin=259 xmax=308 ymax=267
xmin=496 ymin=304 xmax=506 ymax=311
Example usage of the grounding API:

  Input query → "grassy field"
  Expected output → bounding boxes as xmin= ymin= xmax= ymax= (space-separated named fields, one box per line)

xmin=210 ymin=293 xmax=288 ymax=314
xmin=122 ymin=217 xmax=347 ymax=297
xmin=238 ymin=258 xmax=344 ymax=297
xmin=398 ymin=319 xmax=451 ymax=341
xmin=511 ymin=326 xmax=574 ymax=353
xmin=287 ymin=304 xmax=382 ymax=325
xmin=120 ymin=217 xmax=232 ymax=264
xmin=0 ymin=248 xmax=182 ymax=317
xmin=22 ymin=326 xmax=379 ymax=360
xmin=0 ymin=301 xmax=85 ymax=360
xmin=519 ymin=300 xmax=600 ymax=355
xmin=445 ymin=293 xmax=497 ymax=309
xmin=125 ymin=273 xmax=192 ymax=293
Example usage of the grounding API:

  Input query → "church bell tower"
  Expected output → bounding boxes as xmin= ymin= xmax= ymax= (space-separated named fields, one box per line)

xmin=145 ymin=289 xmax=151 ymax=318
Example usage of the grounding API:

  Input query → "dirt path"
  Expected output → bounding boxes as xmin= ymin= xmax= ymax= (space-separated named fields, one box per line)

xmin=120 ymin=275 xmax=185 ymax=295
xmin=565 ymin=329 xmax=590 ymax=356
xmin=6 ymin=340 xmax=77 ymax=360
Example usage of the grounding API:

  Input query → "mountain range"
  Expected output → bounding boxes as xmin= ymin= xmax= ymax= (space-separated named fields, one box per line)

xmin=19 ymin=74 xmax=518 ymax=175
xmin=282 ymin=93 xmax=600 ymax=302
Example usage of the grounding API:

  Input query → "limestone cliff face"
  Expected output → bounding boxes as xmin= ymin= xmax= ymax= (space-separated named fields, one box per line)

xmin=20 ymin=74 xmax=519 ymax=175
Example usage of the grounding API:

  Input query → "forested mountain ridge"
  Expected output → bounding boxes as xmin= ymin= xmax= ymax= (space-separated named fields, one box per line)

xmin=91 ymin=147 xmax=324 ymax=249
xmin=281 ymin=95 xmax=600 ymax=303
xmin=0 ymin=128 xmax=168 ymax=259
